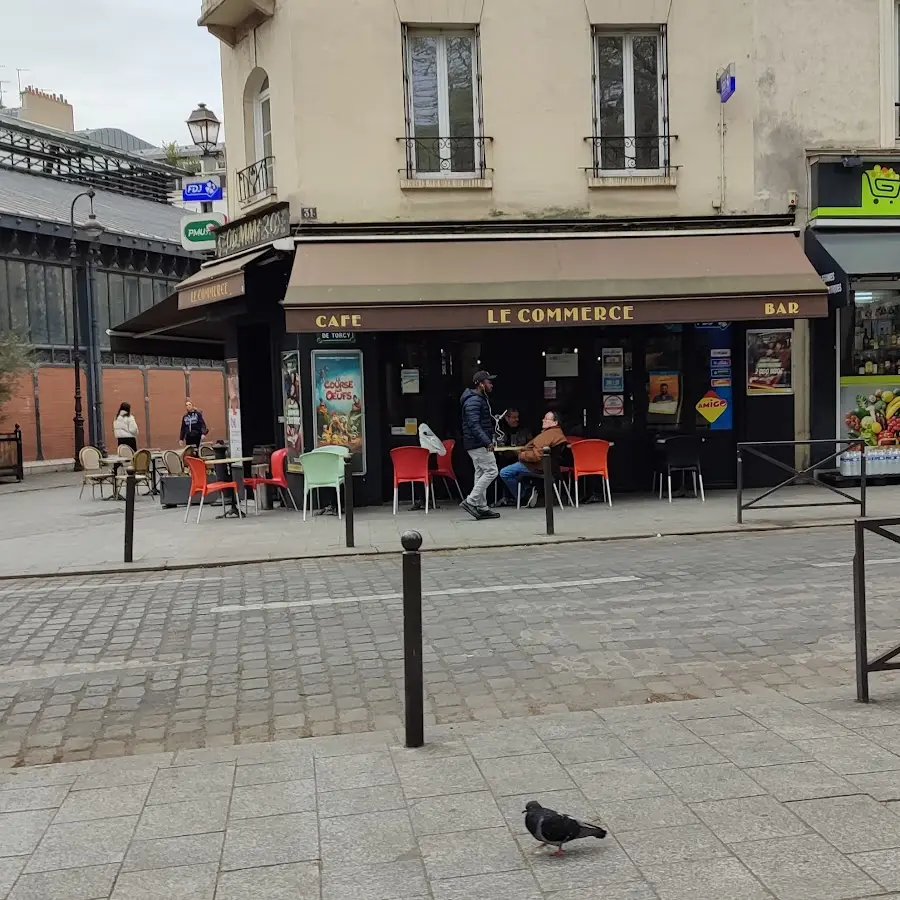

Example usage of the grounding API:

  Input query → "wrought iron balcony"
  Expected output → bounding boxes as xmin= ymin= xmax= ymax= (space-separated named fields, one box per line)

xmin=585 ymin=134 xmax=676 ymax=176
xmin=200 ymin=0 xmax=274 ymax=44
xmin=398 ymin=136 xmax=492 ymax=180
xmin=236 ymin=156 xmax=275 ymax=206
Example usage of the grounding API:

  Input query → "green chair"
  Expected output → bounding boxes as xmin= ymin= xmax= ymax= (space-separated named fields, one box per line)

xmin=299 ymin=450 xmax=346 ymax=521
xmin=311 ymin=445 xmax=350 ymax=459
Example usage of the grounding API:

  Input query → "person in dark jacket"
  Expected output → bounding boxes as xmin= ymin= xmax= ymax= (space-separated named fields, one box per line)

xmin=179 ymin=399 xmax=208 ymax=449
xmin=459 ymin=370 xmax=500 ymax=520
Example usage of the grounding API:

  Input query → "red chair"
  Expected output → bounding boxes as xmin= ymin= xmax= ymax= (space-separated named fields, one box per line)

xmin=570 ymin=439 xmax=612 ymax=507
xmin=390 ymin=446 xmax=431 ymax=514
xmin=183 ymin=455 xmax=244 ymax=523
xmin=244 ymin=448 xmax=299 ymax=514
xmin=430 ymin=439 xmax=463 ymax=502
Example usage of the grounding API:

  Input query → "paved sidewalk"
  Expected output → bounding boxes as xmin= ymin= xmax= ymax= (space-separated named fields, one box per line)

xmin=0 ymin=469 xmax=889 ymax=578
xmin=0 ymin=690 xmax=899 ymax=899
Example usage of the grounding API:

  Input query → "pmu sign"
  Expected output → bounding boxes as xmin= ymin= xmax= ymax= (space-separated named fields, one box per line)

xmin=180 ymin=212 xmax=226 ymax=252
xmin=182 ymin=176 xmax=223 ymax=202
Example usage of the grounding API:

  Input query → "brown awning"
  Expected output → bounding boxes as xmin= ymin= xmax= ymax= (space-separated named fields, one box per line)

xmin=176 ymin=248 xmax=268 ymax=311
xmin=283 ymin=231 xmax=828 ymax=332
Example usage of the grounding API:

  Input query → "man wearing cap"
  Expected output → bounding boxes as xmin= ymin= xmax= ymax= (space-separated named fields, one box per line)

xmin=459 ymin=371 xmax=501 ymax=520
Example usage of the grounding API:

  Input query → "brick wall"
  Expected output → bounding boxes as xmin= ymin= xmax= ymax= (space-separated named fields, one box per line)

xmin=1 ymin=365 xmax=225 ymax=462
xmin=147 ymin=370 xmax=188 ymax=449
xmin=189 ymin=370 xmax=227 ymax=444
xmin=0 ymin=373 xmax=37 ymax=460
xmin=104 ymin=368 xmax=145 ymax=451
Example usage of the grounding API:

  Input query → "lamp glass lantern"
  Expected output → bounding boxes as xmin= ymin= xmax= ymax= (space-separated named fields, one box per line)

xmin=187 ymin=103 xmax=221 ymax=155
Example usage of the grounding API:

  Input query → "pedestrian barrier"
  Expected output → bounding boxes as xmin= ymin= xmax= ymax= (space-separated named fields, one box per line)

xmin=401 ymin=530 xmax=424 ymax=748
xmin=542 ymin=446 xmax=555 ymax=536
xmin=344 ymin=456 xmax=355 ymax=548
xmin=123 ymin=466 xmax=136 ymax=563
xmin=736 ymin=439 xmax=867 ymax=525
xmin=0 ymin=424 xmax=23 ymax=482
xmin=853 ymin=516 xmax=900 ymax=702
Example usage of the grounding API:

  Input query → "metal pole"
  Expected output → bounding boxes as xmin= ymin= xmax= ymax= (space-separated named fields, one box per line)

xmin=14 ymin=424 xmax=23 ymax=482
xmin=542 ymin=446 xmax=555 ymax=536
xmin=124 ymin=466 xmax=136 ymax=564
xmin=736 ymin=448 xmax=743 ymax=525
xmin=69 ymin=241 xmax=84 ymax=472
xmin=401 ymin=530 xmax=424 ymax=748
xmin=87 ymin=247 xmax=105 ymax=456
xmin=344 ymin=456 xmax=355 ymax=548
xmin=853 ymin=519 xmax=869 ymax=702
xmin=860 ymin=446 xmax=868 ymax=518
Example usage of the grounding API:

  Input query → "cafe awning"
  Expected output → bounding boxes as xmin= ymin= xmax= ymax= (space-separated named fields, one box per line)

xmin=175 ymin=248 xmax=268 ymax=311
xmin=108 ymin=292 xmax=230 ymax=361
xmin=282 ymin=230 xmax=828 ymax=331
xmin=806 ymin=230 xmax=900 ymax=279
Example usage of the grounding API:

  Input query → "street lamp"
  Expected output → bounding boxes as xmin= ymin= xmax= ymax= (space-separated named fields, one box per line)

xmin=187 ymin=103 xmax=221 ymax=155
xmin=69 ymin=189 xmax=104 ymax=471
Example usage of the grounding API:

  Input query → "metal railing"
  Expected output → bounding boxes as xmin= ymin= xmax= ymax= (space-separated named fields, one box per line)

xmin=398 ymin=136 xmax=492 ymax=180
xmin=736 ymin=439 xmax=867 ymax=525
xmin=585 ymin=134 xmax=676 ymax=176
xmin=236 ymin=156 xmax=276 ymax=205
xmin=854 ymin=516 xmax=900 ymax=702
xmin=0 ymin=425 xmax=23 ymax=482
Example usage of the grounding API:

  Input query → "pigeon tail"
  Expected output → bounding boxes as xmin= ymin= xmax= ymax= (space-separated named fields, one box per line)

xmin=577 ymin=823 xmax=608 ymax=840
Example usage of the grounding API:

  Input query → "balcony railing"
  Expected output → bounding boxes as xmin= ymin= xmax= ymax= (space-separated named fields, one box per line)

xmin=398 ymin=136 xmax=492 ymax=180
xmin=585 ymin=134 xmax=676 ymax=176
xmin=236 ymin=156 xmax=275 ymax=206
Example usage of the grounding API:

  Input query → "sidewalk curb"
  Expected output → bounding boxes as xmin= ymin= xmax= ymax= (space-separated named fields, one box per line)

xmin=0 ymin=518 xmax=854 ymax=582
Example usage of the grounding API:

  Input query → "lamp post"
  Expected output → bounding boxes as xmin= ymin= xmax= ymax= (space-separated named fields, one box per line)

xmin=186 ymin=103 xmax=222 ymax=213
xmin=69 ymin=189 xmax=104 ymax=471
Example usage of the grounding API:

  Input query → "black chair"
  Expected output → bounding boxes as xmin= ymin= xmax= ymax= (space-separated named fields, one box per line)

xmin=516 ymin=443 xmax=571 ymax=510
xmin=656 ymin=435 xmax=705 ymax=503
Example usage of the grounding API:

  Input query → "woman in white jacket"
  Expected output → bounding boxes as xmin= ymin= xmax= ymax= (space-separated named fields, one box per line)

xmin=113 ymin=402 xmax=139 ymax=451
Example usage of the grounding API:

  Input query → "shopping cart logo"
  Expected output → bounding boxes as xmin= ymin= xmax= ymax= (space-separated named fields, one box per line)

xmin=863 ymin=165 xmax=900 ymax=208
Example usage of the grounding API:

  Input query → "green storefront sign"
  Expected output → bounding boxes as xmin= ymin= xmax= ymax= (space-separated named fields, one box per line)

xmin=811 ymin=158 xmax=900 ymax=220
xmin=184 ymin=220 xmax=219 ymax=244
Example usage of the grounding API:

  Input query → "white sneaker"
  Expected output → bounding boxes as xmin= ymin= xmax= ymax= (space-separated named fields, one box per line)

xmin=526 ymin=486 xmax=539 ymax=508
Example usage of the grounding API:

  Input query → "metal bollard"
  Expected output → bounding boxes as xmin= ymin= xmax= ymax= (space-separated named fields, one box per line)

xmin=542 ymin=446 xmax=555 ymax=536
xmin=344 ymin=456 xmax=355 ymax=548
xmin=401 ymin=530 xmax=424 ymax=748
xmin=124 ymin=465 xmax=136 ymax=563
xmin=736 ymin=448 xmax=743 ymax=525
xmin=860 ymin=447 xmax=868 ymax=518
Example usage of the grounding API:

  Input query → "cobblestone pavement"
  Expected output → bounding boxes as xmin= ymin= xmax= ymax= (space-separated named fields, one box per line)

xmin=1 ymin=527 xmax=900 ymax=768
xmin=1 ymin=693 xmax=900 ymax=899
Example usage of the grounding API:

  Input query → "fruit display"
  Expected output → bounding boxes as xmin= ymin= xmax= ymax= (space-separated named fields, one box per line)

xmin=845 ymin=390 xmax=900 ymax=446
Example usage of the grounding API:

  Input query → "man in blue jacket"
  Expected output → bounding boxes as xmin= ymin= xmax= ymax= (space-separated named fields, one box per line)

xmin=459 ymin=370 xmax=500 ymax=520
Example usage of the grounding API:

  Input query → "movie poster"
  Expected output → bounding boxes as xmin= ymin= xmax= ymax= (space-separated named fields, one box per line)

xmin=225 ymin=358 xmax=242 ymax=458
xmin=747 ymin=329 xmax=793 ymax=395
xmin=311 ymin=350 xmax=365 ymax=474
xmin=281 ymin=351 xmax=303 ymax=473
xmin=648 ymin=371 xmax=680 ymax=416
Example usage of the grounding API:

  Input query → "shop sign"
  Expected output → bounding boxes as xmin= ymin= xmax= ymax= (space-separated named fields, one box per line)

xmin=603 ymin=395 xmax=624 ymax=417
xmin=811 ymin=159 xmax=900 ymax=220
xmin=696 ymin=391 xmax=728 ymax=424
xmin=215 ymin=203 xmax=291 ymax=258
xmin=178 ymin=273 xmax=245 ymax=310
xmin=287 ymin=295 xmax=828 ymax=332
xmin=316 ymin=331 xmax=357 ymax=344
xmin=180 ymin=212 xmax=226 ymax=252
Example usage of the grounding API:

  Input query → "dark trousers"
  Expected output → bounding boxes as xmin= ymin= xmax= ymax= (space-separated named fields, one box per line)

xmin=184 ymin=434 xmax=202 ymax=448
xmin=117 ymin=437 xmax=137 ymax=451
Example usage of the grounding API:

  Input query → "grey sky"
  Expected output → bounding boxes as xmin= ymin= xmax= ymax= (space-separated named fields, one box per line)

xmin=0 ymin=0 xmax=223 ymax=146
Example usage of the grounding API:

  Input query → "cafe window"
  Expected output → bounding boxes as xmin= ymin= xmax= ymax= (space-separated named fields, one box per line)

xmin=843 ymin=290 xmax=900 ymax=376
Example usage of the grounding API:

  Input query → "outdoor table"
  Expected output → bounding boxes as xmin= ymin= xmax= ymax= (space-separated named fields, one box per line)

xmin=100 ymin=456 xmax=129 ymax=500
xmin=203 ymin=455 xmax=254 ymax=518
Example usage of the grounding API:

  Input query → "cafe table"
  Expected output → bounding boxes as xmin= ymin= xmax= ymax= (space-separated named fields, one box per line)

xmin=202 ymin=455 xmax=255 ymax=518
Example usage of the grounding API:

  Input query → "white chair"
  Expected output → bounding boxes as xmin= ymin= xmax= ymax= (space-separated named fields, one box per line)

xmin=78 ymin=447 xmax=114 ymax=499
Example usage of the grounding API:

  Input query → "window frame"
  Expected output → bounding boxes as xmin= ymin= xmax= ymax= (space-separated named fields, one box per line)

xmin=592 ymin=28 xmax=669 ymax=176
xmin=403 ymin=26 xmax=483 ymax=179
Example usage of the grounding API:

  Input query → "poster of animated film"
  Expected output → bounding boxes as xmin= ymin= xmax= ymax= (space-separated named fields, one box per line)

xmin=312 ymin=350 xmax=365 ymax=474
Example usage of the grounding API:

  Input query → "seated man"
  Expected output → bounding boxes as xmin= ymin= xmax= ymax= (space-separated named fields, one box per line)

xmin=499 ymin=410 xmax=566 ymax=507
xmin=495 ymin=408 xmax=535 ymax=504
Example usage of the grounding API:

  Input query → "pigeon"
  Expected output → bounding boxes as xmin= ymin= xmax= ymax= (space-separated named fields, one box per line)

xmin=523 ymin=800 xmax=607 ymax=856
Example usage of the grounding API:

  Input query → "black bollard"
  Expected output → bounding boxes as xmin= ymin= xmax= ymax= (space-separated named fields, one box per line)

xmin=401 ymin=530 xmax=424 ymax=748
xmin=344 ymin=456 xmax=355 ymax=548
xmin=124 ymin=465 xmax=136 ymax=563
xmin=542 ymin=446 xmax=555 ymax=536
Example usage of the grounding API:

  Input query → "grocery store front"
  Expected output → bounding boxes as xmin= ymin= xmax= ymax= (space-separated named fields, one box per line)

xmin=806 ymin=154 xmax=900 ymax=469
